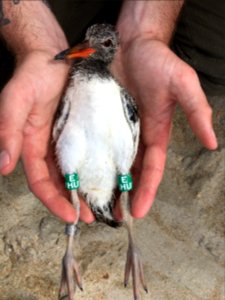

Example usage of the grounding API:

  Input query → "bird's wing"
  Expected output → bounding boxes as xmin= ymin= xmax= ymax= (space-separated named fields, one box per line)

xmin=52 ymin=97 xmax=71 ymax=142
xmin=120 ymin=87 xmax=140 ymax=158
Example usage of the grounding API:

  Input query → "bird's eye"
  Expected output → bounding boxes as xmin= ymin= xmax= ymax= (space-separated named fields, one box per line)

xmin=103 ymin=39 xmax=113 ymax=47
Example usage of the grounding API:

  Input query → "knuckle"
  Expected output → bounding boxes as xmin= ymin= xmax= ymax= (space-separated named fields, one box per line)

xmin=172 ymin=62 xmax=198 ymax=91
xmin=205 ymin=104 xmax=213 ymax=118
xmin=178 ymin=66 xmax=197 ymax=87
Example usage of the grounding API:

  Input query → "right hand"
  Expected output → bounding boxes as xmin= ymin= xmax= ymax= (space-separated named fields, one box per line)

xmin=0 ymin=49 xmax=94 ymax=223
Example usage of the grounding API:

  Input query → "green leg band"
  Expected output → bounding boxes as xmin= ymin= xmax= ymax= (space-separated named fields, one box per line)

xmin=118 ymin=174 xmax=133 ymax=192
xmin=65 ymin=173 xmax=80 ymax=190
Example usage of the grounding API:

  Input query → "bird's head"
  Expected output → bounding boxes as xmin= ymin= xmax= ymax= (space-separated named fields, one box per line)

xmin=55 ymin=24 xmax=119 ymax=65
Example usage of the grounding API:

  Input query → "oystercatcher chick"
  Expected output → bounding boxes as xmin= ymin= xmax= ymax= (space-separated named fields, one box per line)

xmin=53 ymin=23 xmax=147 ymax=300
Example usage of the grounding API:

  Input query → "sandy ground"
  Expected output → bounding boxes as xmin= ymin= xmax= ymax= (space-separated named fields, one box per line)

xmin=0 ymin=95 xmax=224 ymax=300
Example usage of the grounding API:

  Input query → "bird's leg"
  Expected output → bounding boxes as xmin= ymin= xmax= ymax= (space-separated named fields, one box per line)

xmin=120 ymin=191 xmax=148 ymax=300
xmin=58 ymin=189 xmax=82 ymax=300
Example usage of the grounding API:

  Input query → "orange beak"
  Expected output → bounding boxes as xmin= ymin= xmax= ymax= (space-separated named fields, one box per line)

xmin=54 ymin=41 xmax=96 ymax=60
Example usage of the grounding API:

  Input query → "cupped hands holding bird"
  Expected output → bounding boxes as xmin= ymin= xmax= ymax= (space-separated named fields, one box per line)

xmin=0 ymin=0 xmax=217 ymax=224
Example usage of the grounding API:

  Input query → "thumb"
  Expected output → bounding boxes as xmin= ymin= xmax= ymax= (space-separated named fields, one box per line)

xmin=0 ymin=80 xmax=32 ymax=174
xmin=172 ymin=62 xmax=217 ymax=150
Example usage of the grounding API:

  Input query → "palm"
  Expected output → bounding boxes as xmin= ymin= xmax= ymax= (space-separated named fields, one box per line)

xmin=113 ymin=38 xmax=217 ymax=218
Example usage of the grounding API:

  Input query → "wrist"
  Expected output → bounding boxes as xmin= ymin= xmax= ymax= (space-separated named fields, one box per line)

xmin=0 ymin=0 xmax=68 ymax=59
xmin=117 ymin=0 xmax=184 ymax=49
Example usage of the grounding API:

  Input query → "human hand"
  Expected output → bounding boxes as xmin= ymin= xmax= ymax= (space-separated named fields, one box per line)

xmin=0 ymin=49 xmax=94 ymax=223
xmin=112 ymin=37 xmax=217 ymax=218
xmin=0 ymin=0 xmax=95 ymax=224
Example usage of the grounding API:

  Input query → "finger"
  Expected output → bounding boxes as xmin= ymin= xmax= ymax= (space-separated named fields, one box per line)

xmin=29 ymin=174 xmax=77 ymax=223
xmin=172 ymin=63 xmax=217 ymax=149
xmin=26 ymin=156 xmax=95 ymax=224
xmin=79 ymin=199 xmax=95 ymax=224
xmin=22 ymin=132 xmax=77 ymax=223
xmin=23 ymin=153 xmax=77 ymax=223
xmin=131 ymin=144 xmax=166 ymax=219
xmin=131 ymin=116 xmax=173 ymax=219
xmin=0 ymin=79 xmax=32 ymax=174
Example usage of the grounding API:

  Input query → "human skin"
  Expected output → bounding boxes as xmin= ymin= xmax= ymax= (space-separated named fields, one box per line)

xmin=113 ymin=0 xmax=217 ymax=218
xmin=0 ymin=0 xmax=217 ymax=223
xmin=0 ymin=0 xmax=80 ymax=222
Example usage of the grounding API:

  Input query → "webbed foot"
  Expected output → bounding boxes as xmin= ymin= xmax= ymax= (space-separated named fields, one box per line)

xmin=124 ymin=243 xmax=148 ymax=300
xmin=58 ymin=250 xmax=82 ymax=300
xmin=58 ymin=224 xmax=83 ymax=300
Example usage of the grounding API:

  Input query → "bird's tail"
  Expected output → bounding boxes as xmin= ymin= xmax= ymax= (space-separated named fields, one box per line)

xmin=94 ymin=211 xmax=122 ymax=228
xmin=89 ymin=201 xmax=122 ymax=228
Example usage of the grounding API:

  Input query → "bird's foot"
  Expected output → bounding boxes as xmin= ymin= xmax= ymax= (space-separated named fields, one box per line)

xmin=58 ymin=250 xmax=83 ymax=300
xmin=124 ymin=244 xmax=148 ymax=300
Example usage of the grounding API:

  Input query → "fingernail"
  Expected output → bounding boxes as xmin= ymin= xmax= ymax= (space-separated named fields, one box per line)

xmin=0 ymin=150 xmax=10 ymax=170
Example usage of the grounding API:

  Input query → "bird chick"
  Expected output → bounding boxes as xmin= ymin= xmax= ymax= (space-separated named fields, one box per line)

xmin=53 ymin=23 xmax=147 ymax=300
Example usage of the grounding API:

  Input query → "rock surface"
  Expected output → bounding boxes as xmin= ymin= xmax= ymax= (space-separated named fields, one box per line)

xmin=0 ymin=96 xmax=224 ymax=300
